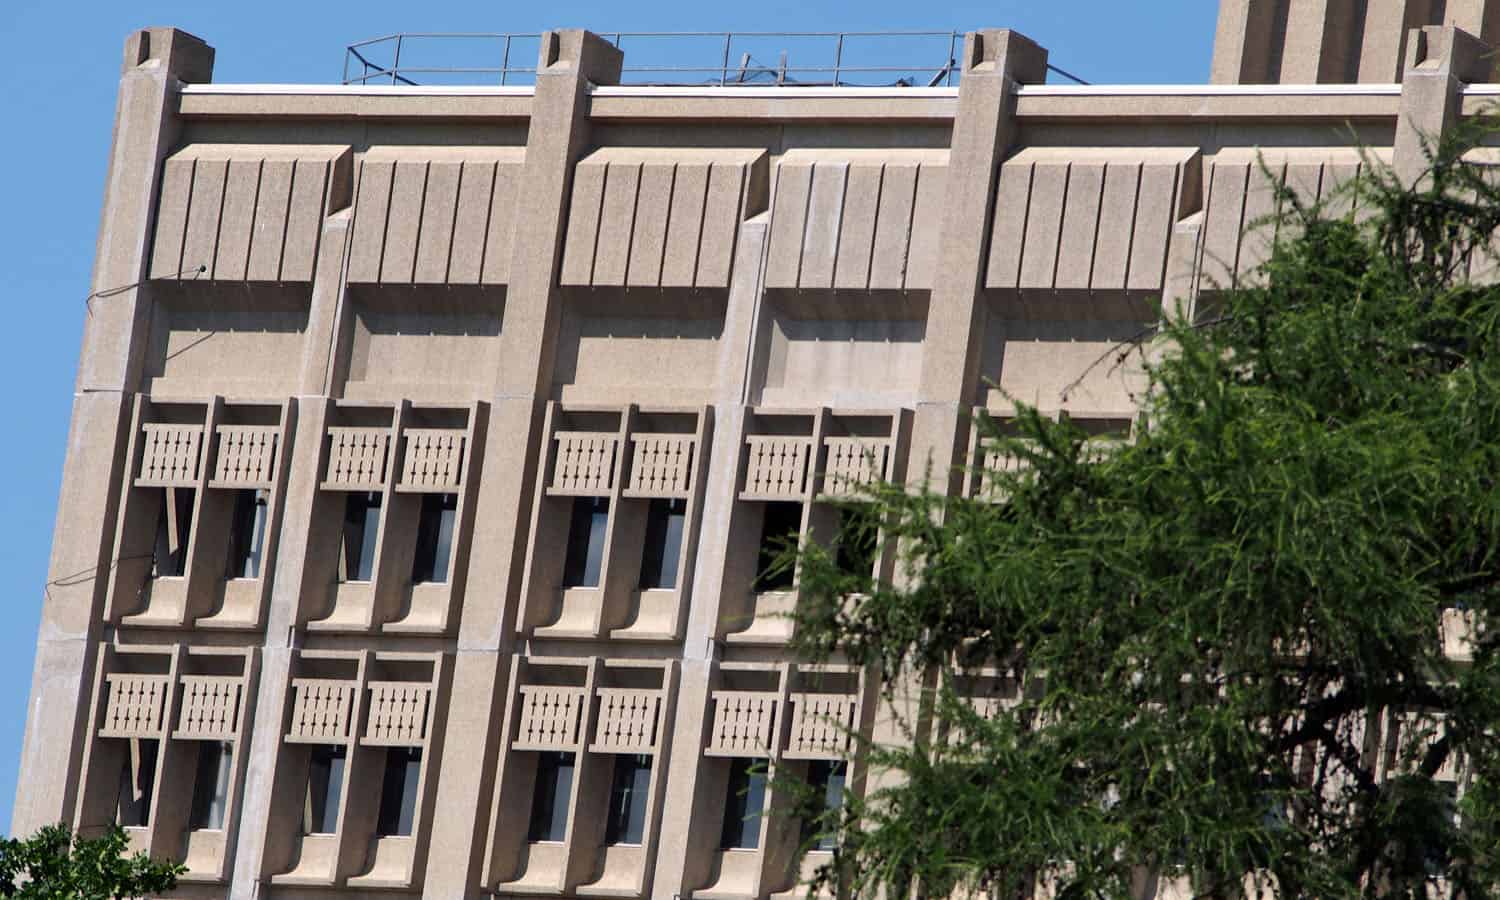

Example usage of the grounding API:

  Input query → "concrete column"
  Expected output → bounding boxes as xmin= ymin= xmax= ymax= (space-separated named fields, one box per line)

xmin=1358 ymin=0 xmax=1438 ymax=83
xmin=227 ymin=400 xmax=328 ymax=898
xmin=1446 ymin=0 xmax=1500 ymax=51
xmin=13 ymin=27 xmax=212 ymax=837
xmin=651 ymin=214 xmax=771 ymax=900
xmin=421 ymin=30 xmax=623 ymax=899
xmin=908 ymin=29 xmax=1047 ymax=497
xmin=1394 ymin=25 xmax=1495 ymax=185
xmin=1280 ymin=0 xmax=1364 ymax=83
xmin=1210 ymin=0 xmax=1283 ymax=84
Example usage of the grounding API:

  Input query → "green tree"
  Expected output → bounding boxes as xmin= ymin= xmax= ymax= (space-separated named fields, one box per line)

xmin=789 ymin=128 xmax=1500 ymax=899
xmin=0 ymin=824 xmax=183 ymax=899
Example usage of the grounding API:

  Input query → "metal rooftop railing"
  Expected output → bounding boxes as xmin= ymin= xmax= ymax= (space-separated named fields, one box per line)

xmin=342 ymin=31 xmax=1016 ymax=88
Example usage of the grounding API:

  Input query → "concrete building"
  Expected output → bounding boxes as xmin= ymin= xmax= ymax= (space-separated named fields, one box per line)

xmin=14 ymin=2 xmax=1494 ymax=897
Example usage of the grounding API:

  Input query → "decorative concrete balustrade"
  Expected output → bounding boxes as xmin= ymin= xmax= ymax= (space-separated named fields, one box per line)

xmin=77 ymin=645 xmax=257 ymax=884
xmin=740 ymin=436 xmax=814 ymax=500
xmin=136 ymin=424 xmax=205 ymax=487
xmin=322 ymin=427 xmax=392 ymax=491
xmin=522 ymin=404 xmax=711 ymax=642
xmin=548 ymin=431 xmax=621 ymax=495
xmin=210 ymin=426 xmax=280 ymax=488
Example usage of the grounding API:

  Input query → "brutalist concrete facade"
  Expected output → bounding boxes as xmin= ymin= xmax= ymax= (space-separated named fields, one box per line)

xmin=15 ymin=4 xmax=1498 ymax=898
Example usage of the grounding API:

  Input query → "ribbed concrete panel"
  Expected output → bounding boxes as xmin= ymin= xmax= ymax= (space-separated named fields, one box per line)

xmin=1202 ymin=147 xmax=1388 ymax=286
xmin=987 ymin=147 xmax=1201 ymax=293
xmin=868 ymin=162 xmax=920 ymax=290
xmin=348 ymin=145 xmax=526 ymax=285
xmin=149 ymin=144 xmax=352 ymax=282
xmin=560 ymin=147 xmax=767 ymax=289
xmin=594 ymin=162 xmax=642 ymax=286
xmin=765 ymin=149 xmax=949 ymax=291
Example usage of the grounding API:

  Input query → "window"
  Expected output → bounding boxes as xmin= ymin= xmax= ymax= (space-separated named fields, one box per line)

xmin=639 ymin=499 xmax=687 ymax=590
xmin=802 ymin=760 xmax=847 ymax=851
xmin=188 ymin=741 xmax=233 ymax=830
xmin=376 ymin=747 xmax=422 ymax=837
xmin=562 ymin=498 xmax=609 ymax=589
xmin=226 ymin=489 xmax=269 ymax=579
xmin=719 ymin=758 xmax=767 ymax=850
xmin=754 ymin=503 xmax=801 ymax=592
xmin=339 ymin=492 xmax=382 ymax=583
xmin=411 ymin=493 xmax=457 ymax=584
xmin=528 ymin=752 xmax=576 ymax=842
xmin=605 ymin=754 xmax=653 ymax=845
xmin=835 ymin=506 xmax=879 ymax=582
xmin=152 ymin=488 xmax=195 ymax=578
xmin=115 ymin=739 xmax=159 ymax=827
xmin=303 ymin=745 xmax=347 ymax=835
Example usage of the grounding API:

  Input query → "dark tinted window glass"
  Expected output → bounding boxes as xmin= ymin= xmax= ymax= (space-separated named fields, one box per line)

xmin=188 ymin=741 xmax=233 ymax=830
xmin=528 ymin=752 xmax=576 ymax=842
xmin=754 ymin=503 xmax=801 ymax=592
xmin=802 ymin=760 xmax=847 ymax=850
xmin=835 ymin=506 xmax=879 ymax=580
xmin=340 ymin=492 xmax=382 ymax=582
xmin=720 ymin=757 xmax=767 ymax=849
xmin=226 ymin=489 xmax=269 ymax=579
xmin=411 ymin=493 xmax=457 ymax=584
xmin=153 ymin=488 xmax=195 ymax=577
xmin=605 ymin=754 xmax=653 ymax=845
xmin=304 ymin=744 xmax=347 ymax=835
xmin=562 ymin=498 xmax=609 ymax=588
xmin=116 ymin=739 xmax=159 ymax=827
xmin=376 ymin=747 xmax=423 ymax=837
xmin=639 ymin=499 xmax=687 ymax=590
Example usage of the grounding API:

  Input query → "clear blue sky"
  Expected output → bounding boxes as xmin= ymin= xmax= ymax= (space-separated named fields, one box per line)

xmin=0 ymin=0 xmax=1217 ymax=834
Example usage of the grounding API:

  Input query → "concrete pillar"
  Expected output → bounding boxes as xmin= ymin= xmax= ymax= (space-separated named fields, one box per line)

xmin=1211 ymin=0 xmax=1283 ymax=84
xmin=1358 ymin=0 xmax=1438 ymax=83
xmin=1394 ymin=25 xmax=1495 ymax=185
xmin=909 ymin=29 xmax=1047 ymax=496
xmin=1446 ymin=0 xmax=1500 ymax=52
xmin=651 ymin=214 xmax=771 ymax=900
xmin=420 ymin=30 xmax=623 ymax=899
xmin=1281 ymin=0 xmax=1364 ymax=83
xmin=227 ymin=400 xmax=327 ymax=898
xmin=13 ymin=27 xmax=213 ymax=838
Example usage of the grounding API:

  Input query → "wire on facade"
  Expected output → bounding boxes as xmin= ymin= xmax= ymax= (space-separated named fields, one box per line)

xmin=85 ymin=264 xmax=206 ymax=317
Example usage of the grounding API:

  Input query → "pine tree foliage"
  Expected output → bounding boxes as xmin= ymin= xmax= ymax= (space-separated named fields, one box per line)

xmin=789 ymin=127 xmax=1500 ymax=899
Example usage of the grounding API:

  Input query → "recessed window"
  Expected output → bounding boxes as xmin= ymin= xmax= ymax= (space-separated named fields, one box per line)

xmin=605 ymin=754 xmax=653 ymax=845
xmin=188 ymin=741 xmax=233 ymax=830
xmin=528 ymin=752 xmax=576 ymax=842
xmin=115 ymin=738 xmax=159 ymax=827
xmin=303 ymin=744 xmax=347 ymax=835
xmin=339 ymin=492 xmax=382 ymax=583
xmin=152 ymin=488 xmax=195 ymax=578
xmin=719 ymin=757 xmax=767 ymax=850
xmin=802 ymin=759 xmax=847 ymax=851
xmin=562 ymin=498 xmax=609 ymax=589
xmin=754 ymin=502 xmax=802 ymax=593
xmin=835 ymin=506 xmax=879 ymax=581
xmin=226 ymin=489 xmax=269 ymax=579
xmin=411 ymin=493 xmax=458 ymax=585
xmin=375 ymin=747 xmax=422 ymax=837
xmin=639 ymin=499 xmax=687 ymax=590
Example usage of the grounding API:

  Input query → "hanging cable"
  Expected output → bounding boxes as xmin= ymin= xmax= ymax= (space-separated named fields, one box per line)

xmin=85 ymin=264 xmax=205 ymax=317
xmin=1046 ymin=63 xmax=1091 ymax=85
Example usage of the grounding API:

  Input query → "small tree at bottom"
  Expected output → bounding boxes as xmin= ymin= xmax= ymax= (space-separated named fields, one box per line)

xmin=0 ymin=824 xmax=184 ymax=899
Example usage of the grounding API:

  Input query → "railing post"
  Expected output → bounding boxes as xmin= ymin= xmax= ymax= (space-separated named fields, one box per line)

xmin=501 ymin=34 xmax=511 ymax=85
xmin=391 ymin=33 xmax=404 ymax=85
xmin=833 ymin=33 xmax=844 ymax=86
xmin=720 ymin=32 xmax=731 ymax=86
